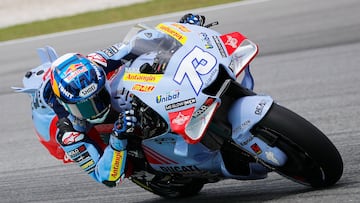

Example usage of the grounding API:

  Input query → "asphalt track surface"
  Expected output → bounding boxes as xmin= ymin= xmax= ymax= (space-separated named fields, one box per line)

xmin=1 ymin=0 xmax=359 ymax=202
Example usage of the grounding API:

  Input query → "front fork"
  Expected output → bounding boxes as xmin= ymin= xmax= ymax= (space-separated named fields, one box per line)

xmin=228 ymin=95 xmax=287 ymax=167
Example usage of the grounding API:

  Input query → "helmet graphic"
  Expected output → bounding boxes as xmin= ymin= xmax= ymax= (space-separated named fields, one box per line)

xmin=50 ymin=53 xmax=110 ymax=122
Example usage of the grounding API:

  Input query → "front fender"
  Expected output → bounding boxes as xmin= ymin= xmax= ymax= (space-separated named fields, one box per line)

xmin=228 ymin=95 xmax=287 ymax=166
xmin=228 ymin=95 xmax=273 ymax=139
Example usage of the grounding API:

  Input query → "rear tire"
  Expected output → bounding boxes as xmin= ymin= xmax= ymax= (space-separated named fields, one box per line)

xmin=253 ymin=103 xmax=343 ymax=187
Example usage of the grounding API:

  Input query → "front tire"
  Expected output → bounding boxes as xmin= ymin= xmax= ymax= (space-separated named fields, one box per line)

xmin=253 ymin=103 xmax=343 ymax=187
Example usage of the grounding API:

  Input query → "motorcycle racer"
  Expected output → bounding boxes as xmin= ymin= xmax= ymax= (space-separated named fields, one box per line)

xmin=48 ymin=14 xmax=206 ymax=187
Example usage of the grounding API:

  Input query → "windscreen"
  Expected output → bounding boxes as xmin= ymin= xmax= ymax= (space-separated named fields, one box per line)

xmin=122 ymin=25 xmax=183 ymax=74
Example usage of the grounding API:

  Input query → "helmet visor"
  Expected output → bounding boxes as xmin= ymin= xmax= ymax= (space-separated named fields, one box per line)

xmin=60 ymin=87 xmax=110 ymax=120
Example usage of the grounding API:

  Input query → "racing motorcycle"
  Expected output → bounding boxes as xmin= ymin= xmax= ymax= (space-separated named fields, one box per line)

xmin=13 ymin=21 xmax=343 ymax=198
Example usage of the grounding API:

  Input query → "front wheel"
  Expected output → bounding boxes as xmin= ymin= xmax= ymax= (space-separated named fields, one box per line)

xmin=252 ymin=103 xmax=343 ymax=187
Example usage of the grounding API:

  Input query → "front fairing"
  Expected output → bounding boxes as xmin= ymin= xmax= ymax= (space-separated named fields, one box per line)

xmin=116 ymin=23 xmax=234 ymax=142
xmin=116 ymin=22 xmax=258 ymax=144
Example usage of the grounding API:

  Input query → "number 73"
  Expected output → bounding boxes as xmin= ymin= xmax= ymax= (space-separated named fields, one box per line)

xmin=173 ymin=46 xmax=217 ymax=95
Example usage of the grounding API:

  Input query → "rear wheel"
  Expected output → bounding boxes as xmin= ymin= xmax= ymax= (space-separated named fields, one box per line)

xmin=252 ymin=103 xmax=343 ymax=187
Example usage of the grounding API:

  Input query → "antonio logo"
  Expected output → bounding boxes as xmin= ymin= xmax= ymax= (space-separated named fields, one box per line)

xmin=109 ymin=151 xmax=126 ymax=181
xmin=123 ymin=73 xmax=163 ymax=83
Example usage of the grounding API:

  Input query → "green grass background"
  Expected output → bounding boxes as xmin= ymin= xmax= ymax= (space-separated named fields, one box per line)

xmin=0 ymin=0 xmax=239 ymax=42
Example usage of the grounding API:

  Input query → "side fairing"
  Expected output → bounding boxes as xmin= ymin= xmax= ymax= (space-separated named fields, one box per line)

xmin=142 ymin=133 xmax=224 ymax=175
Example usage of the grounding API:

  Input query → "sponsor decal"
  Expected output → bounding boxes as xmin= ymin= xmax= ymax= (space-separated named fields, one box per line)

xmin=192 ymin=98 xmax=215 ymax=118
xmin=62 ymin=132 xmax=84 ymax=145
xmin=222 ymin=35 xmax=238 ymax=48
xmin=212 ymin=36 xmax=227 ymax=57
xmin=79 ymin=83 xmax=97 ymax=97
xmin=265 ymin=151 xmax=280 ymax=165
xmin=171 ymin=23 xmax=191 ymax=32
xmin=144 ymin=32 xmax=153 ymax=38
xmin=109 ymin=150 xmax=125 ymax=181
xmin=232 ymin=120 xmax=251 ymax=135
xmin=239 ymin=134 xmax=254 ymax=146
xmin=171 ymin=112 xmax=190 ymax=126
xmin=131 ymin=84 xmax=155 ymax=92
xmin=80 ymin=159 xmax=95 ymax=170
xmin=255 ymin=100 xmax=267 ymax=115
xmin=58 ymin=82 xmax=74 ymax=99
xmin=101 ymin=45 xmax=119 ymax=57
xmin=156 ymin=23 xmax=187 ymax=44
xmin=123 ymin=73 xmax=163 ymax=83
xmin=160 ymin=165 xmax=201 ymax=174
xmin=203 ymin=69 xmax=218 ymax=86
xmin=250 ymin=143 xmax=262 ymax=154
xmin=219 ymin=32 xmax=246 ymax=56
xmin=64 ymin=63 xmax=88 ymax=82
xmin=93 ymin=65 xmax=103 ymax=80
xmin=165 ymin=98 xmax=196 ymax=111
xmin=67 ymin=144 xmax=86 ymax=159
xmin=168 ymin=107 xmax=195 ymax=134
xmin=156 ymin=90 xmax=180 ymax=103
xmin=75 ymin=151 xmax=91 ymax=163
xmin=199 ymin=32 xmax=213 ymax=49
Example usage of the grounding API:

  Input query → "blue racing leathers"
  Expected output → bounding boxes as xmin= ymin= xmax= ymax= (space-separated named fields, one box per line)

xmin=53 ymin=29 xmax=165 ymax=187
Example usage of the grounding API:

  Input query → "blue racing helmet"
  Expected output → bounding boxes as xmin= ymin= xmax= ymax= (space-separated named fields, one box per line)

xmin=50 ymin=53 xmax=110 ymax=122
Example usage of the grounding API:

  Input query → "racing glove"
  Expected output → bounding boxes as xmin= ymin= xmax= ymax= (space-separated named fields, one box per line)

xmin=56 ymin=117 xmax=85 ymax=145
xmin=109 ymin=110 xmax=137 ymax=151
xmin=179 ymin=13 xmax=206 ymax=26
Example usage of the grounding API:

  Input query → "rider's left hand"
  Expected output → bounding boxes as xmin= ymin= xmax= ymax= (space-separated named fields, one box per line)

xmin=110 ymin=110 xmax=137 ymax=151
xmin=179 ymin=13 xmax=206 ymax=26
